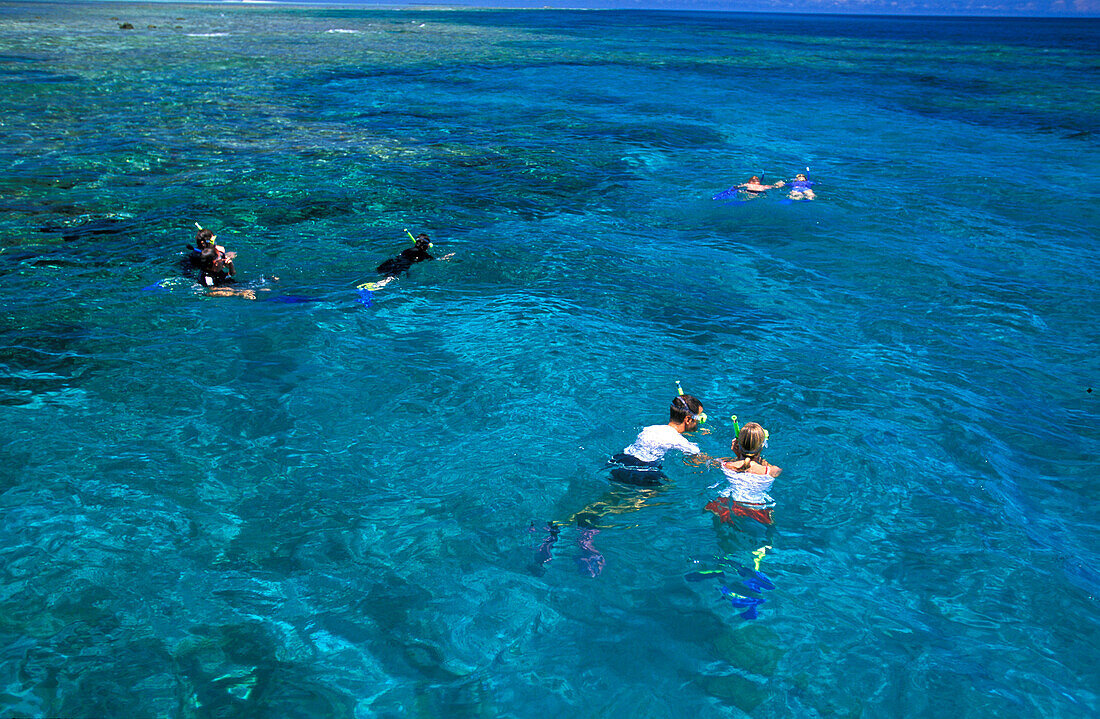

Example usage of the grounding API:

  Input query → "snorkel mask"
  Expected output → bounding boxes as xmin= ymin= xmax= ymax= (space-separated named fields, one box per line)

xmin=193 ymin=222 xmax=217 ymax=247
xmin=405 ymin=228 xmax=433 ymax=249
xmin=674 ymin=380 xmax=707 ymax=424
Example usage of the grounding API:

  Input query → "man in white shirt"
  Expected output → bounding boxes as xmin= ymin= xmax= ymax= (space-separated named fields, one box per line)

xmin=610 ymin=394 xmax=707 ymax=485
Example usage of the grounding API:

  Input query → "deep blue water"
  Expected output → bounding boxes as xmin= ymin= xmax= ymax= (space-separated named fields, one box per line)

xmin=1 ymin=3 xmax=1097 ymax=717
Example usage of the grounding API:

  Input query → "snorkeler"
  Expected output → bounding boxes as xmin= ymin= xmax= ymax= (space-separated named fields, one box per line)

xmin=534 ymin=384 xmax=711 ymax=576
xmin=712 ymin=174 xmax=786 ymax=201
xmin=786 ymin=172 xmax=816 ymax=201
xmin=695 ymin=421 xmax=781 ymax=619
xmin=704 ymin=421 xmax=782 ymax=525
xmin=365 ymin=231 xmax=454 ymax=291
xmin=720 ymin=421 xmax=781 ymax=479
xmin=185 ymin=224 xmax=235 ymax=272
xmin=608 ymin=390 xmax=708 ymax=486
xmin=737 ymin=175 xmax=786 ymax=193
xmin=197 ymin=245 xmax=265 ymax=299
xmin=183 ymin=223 xmax=237 ymax=287
xmin=186 ymin=226 xmax=215 ymax=268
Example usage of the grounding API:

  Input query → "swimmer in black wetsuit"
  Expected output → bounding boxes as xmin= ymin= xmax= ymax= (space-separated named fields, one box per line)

xmin=369 ymin=233 xmax=453 ymax=290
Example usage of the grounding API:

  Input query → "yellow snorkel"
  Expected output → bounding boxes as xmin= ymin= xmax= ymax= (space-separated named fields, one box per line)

xmin=405 ymin=228 xmax=432 ymax=249
xmin=193 ymin=222 xmax=217 ymax=244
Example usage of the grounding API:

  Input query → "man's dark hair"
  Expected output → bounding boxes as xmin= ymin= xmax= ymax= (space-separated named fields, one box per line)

xmin=669 ymin=394 xmax=701 ymax=423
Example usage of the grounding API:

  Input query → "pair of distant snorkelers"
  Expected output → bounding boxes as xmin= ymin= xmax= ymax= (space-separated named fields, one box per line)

xmin=609 ymin=392 xmax=782 ymax=487
xmin=737 ymin=172 xmax=815 ymax=201
xmin=185 ymin=226 xmax=270 ymax=299
xmin=186 ymin=227 xmax=236 ymax=288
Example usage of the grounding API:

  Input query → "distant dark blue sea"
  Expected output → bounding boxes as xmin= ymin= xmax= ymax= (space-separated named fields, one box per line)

xmin=1 ymin=3 xmax=1097 ymax=717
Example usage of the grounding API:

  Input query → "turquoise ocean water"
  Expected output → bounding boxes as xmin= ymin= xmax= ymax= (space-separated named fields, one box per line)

xmin=1 ymin=2 xmax=1098 ymax=716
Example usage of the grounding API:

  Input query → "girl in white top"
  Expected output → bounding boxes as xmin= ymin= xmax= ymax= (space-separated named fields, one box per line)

xmin=718 ymin=422 xmax=781 ymax=505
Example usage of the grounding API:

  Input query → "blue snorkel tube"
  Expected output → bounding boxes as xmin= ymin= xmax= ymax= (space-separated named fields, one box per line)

xmin=786 ymin=166 xmax=813 ymax=185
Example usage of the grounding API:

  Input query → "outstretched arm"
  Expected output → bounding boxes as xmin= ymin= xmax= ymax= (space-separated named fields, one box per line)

xmin=684 ymin=452 xmax=722 ymax=468
xmin=207 ymin=287 xmax=257 ymax=300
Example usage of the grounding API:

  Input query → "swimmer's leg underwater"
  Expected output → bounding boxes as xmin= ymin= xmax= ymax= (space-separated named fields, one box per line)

xmin=532 ymin=480 xmax=672 ymax=576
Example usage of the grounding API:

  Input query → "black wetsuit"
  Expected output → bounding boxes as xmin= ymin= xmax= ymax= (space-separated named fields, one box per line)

xmin=196 ymin=250 xmax=235 ymax=287
xmin=184 ymin=245 xmax=225 ymax=278
xmin=199 ymin=266 xmax=235 ymax=287
xmin=180 ymin=246 xmax=206 ymax=275
xmin=376 ymin=246 xmax=434 ymax=278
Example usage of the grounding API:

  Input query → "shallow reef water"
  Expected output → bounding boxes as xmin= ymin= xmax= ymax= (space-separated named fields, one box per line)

xmin=0 ymin=3 xmax=1097 ymax=717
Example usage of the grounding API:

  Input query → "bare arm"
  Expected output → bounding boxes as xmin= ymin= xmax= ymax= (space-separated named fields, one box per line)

xmin=207 ymin=287 xmax=257 ymax=300
xmin=685 ymin=453 xmax=726 ymax=469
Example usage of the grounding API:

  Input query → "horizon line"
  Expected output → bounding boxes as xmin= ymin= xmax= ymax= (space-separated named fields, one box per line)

xmin=68 ymin=0 xmax=1100 ymax=20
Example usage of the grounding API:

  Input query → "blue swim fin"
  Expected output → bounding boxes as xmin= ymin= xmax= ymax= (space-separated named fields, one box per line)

xmin=718 ymin=585 xmax=765 ymax=608
xmin=737 ymin=566 xmax=775 ymax=591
